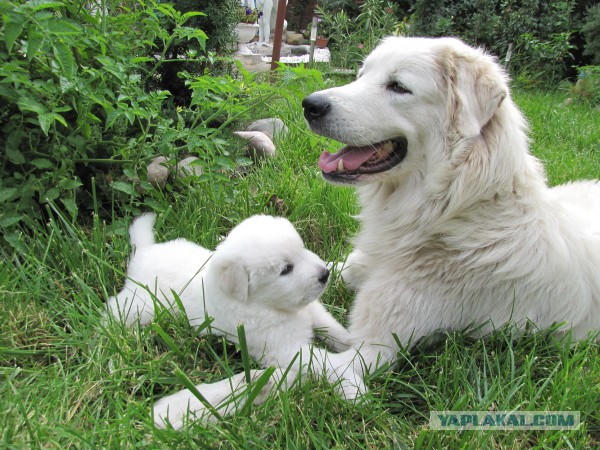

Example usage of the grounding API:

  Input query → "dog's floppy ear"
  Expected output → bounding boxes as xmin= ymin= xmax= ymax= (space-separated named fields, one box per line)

xmin=444 ymin=43 xmax=508 ymax=138
xmin=212 ymin=256 xmax=249 ymax=302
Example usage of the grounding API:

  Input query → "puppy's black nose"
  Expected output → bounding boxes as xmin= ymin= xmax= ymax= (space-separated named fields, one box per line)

xmin=318 ymin=268 xmax=330 ymax=284
xmin=302 ymin=94 xmax=331 ymax=122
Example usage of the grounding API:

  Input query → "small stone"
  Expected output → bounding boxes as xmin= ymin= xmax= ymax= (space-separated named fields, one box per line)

xmin=147 ymin=156 xmax=169 ymax=189
xmin=246 ymin=118 xmax=288 ymax=140
xmin=176 ymin=156 xmax=203 ymax=178
xmin=234 ymin=131 xmax=276 ymax=158
xmin=286 ymin=32 xmax=305 ymax=45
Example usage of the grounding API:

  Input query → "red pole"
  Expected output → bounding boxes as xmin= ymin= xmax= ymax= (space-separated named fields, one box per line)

xmin=270 ymin=0 xmax=287 ymax=70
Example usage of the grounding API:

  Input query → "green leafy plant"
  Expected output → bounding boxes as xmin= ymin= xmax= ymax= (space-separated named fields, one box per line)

xmin=409 ymin=0 xmax=578 ymax=85
xmin=317 ymin=0 xmax=399 ymax=69
xmin=0 ymin=0 xmax=287 ymax=247
xmin=0 ymin=0 xmax=209 ymax=233
xmin=238 ymin=6 xmax=258 ymax=24
xmin=513 ymin=32 xmax=575 ymax=87
xmin=570 ymin=66 xmax=600 ymax=105
xmin=582 ymin=4 xmax=600 ymax=64
xmin=169 ymin=0 xmax=239 ymax=56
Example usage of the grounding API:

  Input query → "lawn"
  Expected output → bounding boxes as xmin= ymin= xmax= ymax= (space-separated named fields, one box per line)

xmin=1 ymin=82 xmax=599 ymax=448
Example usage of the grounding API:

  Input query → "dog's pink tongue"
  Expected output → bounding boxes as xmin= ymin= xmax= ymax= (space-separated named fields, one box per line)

xmin=319 ymin=146 xmax=378 ymax=173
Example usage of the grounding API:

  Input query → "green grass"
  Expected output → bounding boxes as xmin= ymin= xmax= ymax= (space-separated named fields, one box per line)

xmin=1 ymin=84 xmax=599 ymax=448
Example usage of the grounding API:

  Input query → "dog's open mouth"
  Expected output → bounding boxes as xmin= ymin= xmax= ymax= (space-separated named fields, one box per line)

xmin=318 ymin=138 xmax=408 ymax=182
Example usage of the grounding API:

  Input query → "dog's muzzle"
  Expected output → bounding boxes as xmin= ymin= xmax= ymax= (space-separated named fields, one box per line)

xmin=303 ymin=93 xmax=408 ymax=184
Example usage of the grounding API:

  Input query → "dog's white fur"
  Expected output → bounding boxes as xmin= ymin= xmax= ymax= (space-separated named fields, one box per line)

xmin=299 ymin=36 xmax=600 ymax=396
xmin=119 ymin=37 xmax=600 ymax=429
xmin=107 ymin=214 xmax=351 ymax=429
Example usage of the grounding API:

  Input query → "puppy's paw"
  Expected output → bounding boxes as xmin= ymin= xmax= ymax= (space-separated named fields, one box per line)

xmin=336 ymin=375 xmax=368 ymax=401
xmin=153 ymin=370 xmax=273 ymax=430
xmin=153 ymin=388 xmax=208 ymax=430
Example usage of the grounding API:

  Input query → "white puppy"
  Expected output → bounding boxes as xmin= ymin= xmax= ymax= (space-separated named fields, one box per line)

xmin=301 ymin=36 xmax=600 ymax=395
xmin=107 ymin=213 xmax=351 ymax=428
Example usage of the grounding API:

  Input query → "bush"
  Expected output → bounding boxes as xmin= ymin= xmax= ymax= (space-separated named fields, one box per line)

xmin=145 ymin=0 xmax=240 ymax=106
xmin=512 ymin=32 xmax=575 ymax=87
xmin=582 ymin=4 xmax=600 ymax=64
xmin=0 ymin=0 xmax=255 ymax=246
xmin=570 ymin=66 xmax=600 ymax=105
xmin=409 ymin=0 xmax=578 ymax=85
xmin=318 ymin=0 xmax=399 ymax=69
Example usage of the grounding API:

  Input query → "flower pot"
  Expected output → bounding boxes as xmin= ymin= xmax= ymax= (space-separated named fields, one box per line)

xmin=315 ymin=37 xmax=329 ymax=48
xmin=234 ymin=23 xmax=258 ymax=55
xmin=235 ymin=23 xmax=258 ymax=44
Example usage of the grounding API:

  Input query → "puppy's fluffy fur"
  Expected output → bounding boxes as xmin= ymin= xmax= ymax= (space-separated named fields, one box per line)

xmin=107 ymin=214 xmax=350 ymax=429
xmin=300 ymin=36 xmax=600 ymax=395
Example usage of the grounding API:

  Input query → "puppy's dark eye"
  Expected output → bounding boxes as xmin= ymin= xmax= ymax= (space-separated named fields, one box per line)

xmin=387 ymin=81 xmax=411 ymax=95
xmin=280 ymin=264 xmax=294 ymax=276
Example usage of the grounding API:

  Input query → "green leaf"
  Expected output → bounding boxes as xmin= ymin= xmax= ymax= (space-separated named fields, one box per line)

xmin=105 ymin=110 xmax=121 ymax=129
xmin=38 ymin=113 xmax=53 ymax=135
xmin=214 ymin=155 xmax=236 ymax=170
xmin=50 ymin=112 xmax=68 ymax=128
xmin=181 ymin=11 xmax=205 ymax=22
xmin=59 ymin=178 xmax=82 ymax=189
xmin=0 ymin=214 xmax=25 ymax=228
xmin=0 ymin=187 xmax=19 ymax=203
xmin=27 ymin=0 xmax=65 ymax=11
xmin=4 ymin=19 xmax=24 ymax=54
xmin=18 ymin=97 xmax=48 ymax=114
xmin=3 ymin=232 xmax=27 ymax=253
xmin=176 ymin=26 xmax=208 ymax=50
xmin=111 ymin=181 xmax=136 ymax=196
xmin=46 ymin=20 xmax=81 ymax=35
xmin=52 ymin=41 xmax=76 ymax=78
xmin=43 ymin=188 xmax=60 ymax=202
xmin=61 ymin=197 xmax=78 ymax=218
xmin=26 ymin=29 xmax=44 ymax=60
xmin=31 ymin=158 xmax=54 ymax=169
xmin=6 ymin=147 xmax=26 ymax=165
xmin=130 ymin=56 xmax=154 ymax=63
xmin=85 ymin=112 xmax=102 ymax=124
xmin=155 ymin=3 xmax=178 ymax=19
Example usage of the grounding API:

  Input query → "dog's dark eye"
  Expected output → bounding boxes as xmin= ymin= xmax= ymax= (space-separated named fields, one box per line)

xmin=280 ymin=264 xmax=294 ymax=276
xmin=387 ymin=81 xmax=411 ymax=95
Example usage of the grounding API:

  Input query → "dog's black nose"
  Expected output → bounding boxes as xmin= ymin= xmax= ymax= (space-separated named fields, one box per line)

xmin=302 ymin=94 xmax=331 ymax=122
xmin=318 ymin=268 xmax=330 ymax=284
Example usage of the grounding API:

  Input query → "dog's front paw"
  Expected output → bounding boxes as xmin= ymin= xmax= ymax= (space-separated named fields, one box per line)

xmin=329 ymin=251 xmax=369 ymax=290
xmin=327 ymin=259 xmax=353 ymax=287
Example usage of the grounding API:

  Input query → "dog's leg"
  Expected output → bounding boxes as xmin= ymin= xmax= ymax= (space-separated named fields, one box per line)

xmin=332 ymin=250 xmax=370 ymax=290
xmin=154 ymin=370 xmax=261 ymax=429
xmin=299 ymin=346 xmax=380 ymax=400
xmin=153 ymin=368 xmax=296 ymax=429
xmin=306 ymin=302 xmax=351 ymax=351
xmin=153 ymin=345 xmax=379 ymax=429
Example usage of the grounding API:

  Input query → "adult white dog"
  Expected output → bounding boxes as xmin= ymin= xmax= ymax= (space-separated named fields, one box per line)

xmin=301 ymin=36 xmax=600 ymax=395
xmin=106 ymin=213 xmax=351 ymax=428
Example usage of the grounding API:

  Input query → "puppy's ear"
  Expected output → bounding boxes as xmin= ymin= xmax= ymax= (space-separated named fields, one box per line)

xmin=444 ymin=44 xmax=508 ymax=138
xmin=213 ymin=257 xmax=249 ymax=302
